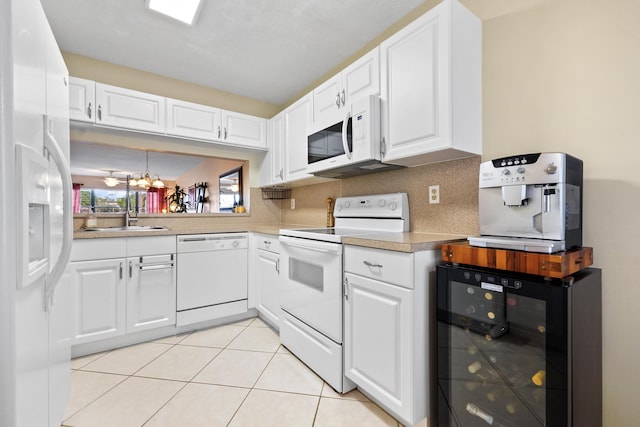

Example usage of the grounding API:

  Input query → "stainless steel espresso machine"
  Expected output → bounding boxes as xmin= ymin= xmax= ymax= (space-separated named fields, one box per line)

xmin=468 ymin=152 xmax=583 ymax=253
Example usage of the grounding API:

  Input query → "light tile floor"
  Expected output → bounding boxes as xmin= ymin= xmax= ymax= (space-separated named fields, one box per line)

xmin=62 ymin=317 xmax=407 ymax=427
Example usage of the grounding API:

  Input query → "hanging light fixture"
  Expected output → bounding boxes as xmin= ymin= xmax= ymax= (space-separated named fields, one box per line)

xmin=136 ymin=151 xmax=164 ymax=190
xmin=103 ymin=171 xmax=120 ymax=187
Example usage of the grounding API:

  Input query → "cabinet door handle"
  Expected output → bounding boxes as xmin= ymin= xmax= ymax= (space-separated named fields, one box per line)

xmin=279 ymin=169 xmax=283 ymax=180
xmin=87 ymin=102 xmax=92 ymax=119
xmin=119 ymin=262 xmax=123 ymax=280
xmin=97 ymin=105 xmax=102 ymax=121
xmin=129 ymin=260 xmax=133 ymax=278
xmin=275 ymin=258 xmax=280 ymax=274
xmin=224 ymin=127 xmax=227 ymax=140
xmin=363 ymin=260 xmax=383 ymax=268
xmin=217 ymin=126 xmax=221 ymax=139
xmin=341 ymin=89 xmax=346 ymax=106
xmin=343 ymin=277 xmax=349 ymax=300
xmin=336 ymin=93 xmax=341 ymax=108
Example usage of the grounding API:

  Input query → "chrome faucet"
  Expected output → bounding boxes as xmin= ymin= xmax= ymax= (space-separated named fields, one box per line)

xmin=125 ymin=175 xmax=138 ymax=227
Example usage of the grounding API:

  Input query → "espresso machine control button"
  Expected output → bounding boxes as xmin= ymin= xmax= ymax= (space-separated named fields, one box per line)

xmin=516 ymin=166 xmax=526 ymax=174
xmin=545 ymin=163 xmax=558 ymax=174
xmin=501 ymin=168 xmax=511 ymax=176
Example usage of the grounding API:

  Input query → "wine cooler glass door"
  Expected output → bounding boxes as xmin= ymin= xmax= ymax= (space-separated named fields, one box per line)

xmin=436 ymin=264 xmax=569 ymax=427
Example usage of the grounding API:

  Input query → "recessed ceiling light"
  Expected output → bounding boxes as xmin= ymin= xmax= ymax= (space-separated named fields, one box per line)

xmin=145 ymin=0 xmax=203 ymax=25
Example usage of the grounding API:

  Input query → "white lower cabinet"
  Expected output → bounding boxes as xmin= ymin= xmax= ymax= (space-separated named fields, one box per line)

xmin=126 ymin=254 xmax=176 ymax=333
xmin=69 ymin=258 xmax=126 ymax=344
xmin=344 ymin=245 xmax=437 ymax=427
xmin=253 ymin=234 xmax=280 ymax=329
xmin=68 ymin=236 xmax=176 ymax=345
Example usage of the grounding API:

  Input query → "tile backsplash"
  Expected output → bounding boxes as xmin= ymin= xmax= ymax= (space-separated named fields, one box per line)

xmin=281 ymin=156 xmax=480 ymax=235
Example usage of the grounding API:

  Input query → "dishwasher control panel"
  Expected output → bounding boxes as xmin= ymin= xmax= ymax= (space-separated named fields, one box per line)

xmin=177 ymin=233 xmax=248 ymax=252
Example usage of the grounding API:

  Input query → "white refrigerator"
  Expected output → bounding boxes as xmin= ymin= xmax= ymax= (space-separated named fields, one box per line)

xmin=0 ymin=0 xmax=73 ymax=426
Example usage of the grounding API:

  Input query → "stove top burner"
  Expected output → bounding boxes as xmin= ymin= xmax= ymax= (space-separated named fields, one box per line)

xmin=279 ymin=193 xmax=410 ymax=243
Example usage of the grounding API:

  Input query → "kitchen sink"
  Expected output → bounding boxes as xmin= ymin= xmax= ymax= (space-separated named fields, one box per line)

xmin=83 ymin=226 xmax=168 ymax=232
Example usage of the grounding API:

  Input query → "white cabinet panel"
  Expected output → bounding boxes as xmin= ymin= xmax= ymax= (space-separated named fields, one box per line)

xmin=343 ymin=48 xmax=380 ymax=102
xmin=68 ymin=77 xmax=95 ymax=123
xmin=313 ymin=48 xmax=380 ymax=128
xmin=255 ymin=237 xmax=280 ymax=328
xmin=126 ymin=254 xmax=176 ymax=333
xmin=95 ymin=83 xmax=166 ymax=133
xmin=344 ymin=273 xmax=412 ymax=408
xmin=260 ymin=112 xmax=284 ymax=185
xmin=284 ymin=93 xmax=313 ymax=181
xmin=70 ymin=258 xmax=126 ymax=344
xmin=313 ymin=74 xmax=343 ymax=127
xmin=166 ymin=98 xmax=221 ymax=140
xmin=222 ymin=110 xmax=267 ymax=149
xmin=380 ymin=0 xmax=481 ymax=166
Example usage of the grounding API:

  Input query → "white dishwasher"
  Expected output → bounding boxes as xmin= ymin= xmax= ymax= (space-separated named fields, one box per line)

xmin=176 ymin=233 xmax=248 ymax=326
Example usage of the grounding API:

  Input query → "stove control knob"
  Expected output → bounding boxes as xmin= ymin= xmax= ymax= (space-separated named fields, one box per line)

xmin=232 ymin=240 xmax=239 ymax=248
xmin=335 ymin=203 xmax=343 ymax=212
xmin=545 ymin=163 xmax=558 ymax=174
xmin=378 ymin=199 xmax=386 ymax=207
xmin=501 ymin=168 xmax=511 ymax=176
xmin=389 ymin=202 xmax=398 ymax=211
xmin=516 ymin=166 xmax=525 ymax=174
xmin=343 ymin=201 xmax=351 ymax=209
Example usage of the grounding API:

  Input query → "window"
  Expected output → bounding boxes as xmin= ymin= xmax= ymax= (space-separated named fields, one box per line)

xmin=76 ymin=188 xmax=149 ymax=214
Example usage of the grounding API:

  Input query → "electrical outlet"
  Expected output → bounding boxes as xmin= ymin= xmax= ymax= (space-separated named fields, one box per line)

xmin=290 ymin=198 xmax=296 ymax=209
xmin=429 ymin=185 xmax=440 ymax=204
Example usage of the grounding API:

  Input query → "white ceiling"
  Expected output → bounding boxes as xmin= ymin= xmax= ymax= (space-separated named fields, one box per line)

xmin=40 ymin=0 xmax=426 ymax=105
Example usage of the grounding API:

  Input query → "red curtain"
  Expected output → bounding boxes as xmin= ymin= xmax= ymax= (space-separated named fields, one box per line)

xmin=72 ymin=183 xmax=81 ymax=213
xmin=147 ymin=187 xmax=167 ymax=213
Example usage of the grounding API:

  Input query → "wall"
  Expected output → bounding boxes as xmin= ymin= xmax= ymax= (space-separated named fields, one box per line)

xmin=63 ymin=52 xmax=280 ymax=118
xmin=175 ymin=157 xmax=246 ymax=213
xmin=476 ymin=0 xmax=639 ymax=425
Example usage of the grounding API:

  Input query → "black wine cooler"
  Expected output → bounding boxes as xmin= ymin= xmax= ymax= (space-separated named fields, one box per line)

xmin=436 ymin=264 xmax=602 ymax=427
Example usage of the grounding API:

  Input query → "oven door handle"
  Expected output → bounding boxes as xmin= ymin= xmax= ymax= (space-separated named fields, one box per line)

xmin=279 ymin=236 xmax=342 ymax=255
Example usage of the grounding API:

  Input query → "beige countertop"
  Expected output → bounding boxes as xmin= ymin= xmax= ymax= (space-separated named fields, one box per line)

xmin=342 ymin=232 xmax=467 ymax=253
xmin=74 ymin=226 xmax=467 ymax=253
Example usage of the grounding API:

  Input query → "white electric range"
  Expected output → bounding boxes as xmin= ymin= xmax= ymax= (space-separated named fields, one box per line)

xmin=278 ymin=193 xmax=409 ymax=392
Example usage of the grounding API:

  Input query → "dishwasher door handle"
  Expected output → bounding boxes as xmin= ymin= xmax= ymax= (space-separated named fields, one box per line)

xmin=139 ymin=263 xmax=174 ymax=271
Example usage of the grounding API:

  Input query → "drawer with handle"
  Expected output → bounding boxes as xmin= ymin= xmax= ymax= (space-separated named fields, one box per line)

xmin=344 ymin=245 xmax=414 ymax=289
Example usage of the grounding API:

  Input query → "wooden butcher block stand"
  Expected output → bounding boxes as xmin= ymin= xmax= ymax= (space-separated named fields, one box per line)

xmin=441 ymin=242 xmax=593 ymax=278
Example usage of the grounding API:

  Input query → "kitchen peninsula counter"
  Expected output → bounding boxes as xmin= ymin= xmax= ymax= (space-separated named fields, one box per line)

xmin=342 ymin=232 xmax=467 ymax=253
xmin=74 ymin=226 xmax=467 ymax=253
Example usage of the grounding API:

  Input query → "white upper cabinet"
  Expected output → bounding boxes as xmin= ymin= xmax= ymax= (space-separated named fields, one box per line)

xmin=95 ymin=83 xmax=166 ymax=133
xmin=284 ymin=92 xmax=313 ymax=182
xmin=313 ymin=47 xmax=380 ymax=128
xmin=166 ymin=98 xmax=221 ymax=140
xmin=260 ymin=111 xmax=285 ymax=186
xmin=222 ymin=110 xmax=267 ymax=149
xmin=69 ymin=77 xmax=95 ymax=123
xmin=380 ymin=0 xmax=482 ymax=166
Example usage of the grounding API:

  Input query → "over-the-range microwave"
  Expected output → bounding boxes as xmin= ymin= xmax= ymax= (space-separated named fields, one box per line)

xmin=306 ymin=95 xmax=404 ymax=178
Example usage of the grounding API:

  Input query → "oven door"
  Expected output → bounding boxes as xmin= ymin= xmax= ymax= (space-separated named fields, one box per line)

xmin=279 ymin=235 xmax=343 ymax=343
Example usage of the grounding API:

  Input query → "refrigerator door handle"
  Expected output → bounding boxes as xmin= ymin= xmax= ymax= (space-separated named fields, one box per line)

xmin=43 ymin=115 xmax=73 ymax=309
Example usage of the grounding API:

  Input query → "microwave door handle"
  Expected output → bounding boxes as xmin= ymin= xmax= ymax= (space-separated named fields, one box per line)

xmin=342 ymin=110 xmax=352 ymax=159
xmin=43 ymin=115 xmax=73 ymax=309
